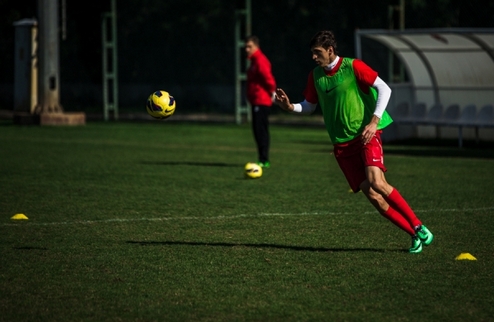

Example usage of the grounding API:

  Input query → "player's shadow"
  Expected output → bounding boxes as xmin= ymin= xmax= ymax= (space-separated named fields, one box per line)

xmin=140 ymin=161 xmax=240 ymax=167
xmin=385 ymin=138 xmax=494 ymax=159
xmin=13 ymin=246 xmax=48 ymax=250
xmin=126 ymin=240 xmax=407 ymax=253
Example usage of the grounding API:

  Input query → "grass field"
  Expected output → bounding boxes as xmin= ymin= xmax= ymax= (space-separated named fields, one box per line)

xmin=1 ymin=119 xmax=493 ymax=321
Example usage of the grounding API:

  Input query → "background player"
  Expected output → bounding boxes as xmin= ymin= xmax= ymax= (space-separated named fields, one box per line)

xmin=245 ymin=35 xmax=277 ymax=168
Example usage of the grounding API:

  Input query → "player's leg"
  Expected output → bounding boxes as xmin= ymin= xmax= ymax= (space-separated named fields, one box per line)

xmin=365 ymin=166 xmax=422 ymax=229
xmin=361 ymin=174 xmax=423 ymax=253
xmin=362 ymin=131 xmax=423 ymax=228
xmin=251 ymin=105 xmax=270 ymax=166
xmin=360 ymin=178 xmax=416 ymax=236
xmin=334 ymin=138 xmax=425 ymax=252
xmin=362 ymin=133 xmax=433 ymax=247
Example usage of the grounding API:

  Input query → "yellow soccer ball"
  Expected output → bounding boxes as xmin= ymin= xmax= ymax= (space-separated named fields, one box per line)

xmin=244 ymin=162 xmax=262 ymax=179
xmin=146 ymin=90 xmax=176 ymax=119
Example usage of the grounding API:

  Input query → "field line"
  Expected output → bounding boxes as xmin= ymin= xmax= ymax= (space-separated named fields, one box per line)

xmin=2 ymin=206 xmax=494 ymax=227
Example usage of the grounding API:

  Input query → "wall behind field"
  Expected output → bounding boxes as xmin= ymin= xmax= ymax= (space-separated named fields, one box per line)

xmin=1 ymin=0 xmax=493 ymax=115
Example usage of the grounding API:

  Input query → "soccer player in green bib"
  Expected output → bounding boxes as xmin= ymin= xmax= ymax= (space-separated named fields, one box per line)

xmin=275 ymin=30 xmax=433 ymax=253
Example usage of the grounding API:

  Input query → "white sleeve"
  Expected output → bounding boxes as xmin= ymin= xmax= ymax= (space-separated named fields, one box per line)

xmin=292 ymin=100 xmax=317 ymax=114
xmin=372 ymin=77 xmax=392 ymax=118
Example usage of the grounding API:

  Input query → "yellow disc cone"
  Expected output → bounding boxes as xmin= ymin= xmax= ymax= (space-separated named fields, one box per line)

xmin=11 ymin=213 xmax=28 ymax=220
xmin=455 ymin=253 xmax=477 ymax=260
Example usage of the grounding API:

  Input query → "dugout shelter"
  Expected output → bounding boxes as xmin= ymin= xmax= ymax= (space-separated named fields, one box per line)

xmin=355 ymin=28 xmax=494 ymax=145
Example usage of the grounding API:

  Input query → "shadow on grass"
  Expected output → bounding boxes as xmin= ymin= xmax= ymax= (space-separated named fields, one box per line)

xmin=126 ymin=240 xmax=406 ymax=253
xmin=140 ymin=161 xmax=240 ymax=167
xmin=294 ymin=138 xmax=494 ymax=158
xmin=384 ymin=138 xmax=494 ymax=159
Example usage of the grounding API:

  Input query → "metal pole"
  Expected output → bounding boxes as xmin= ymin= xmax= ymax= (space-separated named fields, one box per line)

xmin=354 ymin=29 xmax=362 ymax=59
xmin=234 ymin=16 xmax=242 ymax=124
xmin=234 ymin=0 xmax=251 ymax=125
xmin=111 ymin=0 xmax=118 ymax=120
xmin=400 ymin=0 xmax=405 ymax=31
xmin=36 ymin=0 xmax=63 ymax=113
xmin=246 ymin=0 xmax=251 ymax=36
xmin=388 ymin=4 xmax=394 ymax=82
xmin=102 ymin=0 xmax=119 ymax=121
xmin=399 ymin=0 xmax=406 ymax=81
xmin=102 ymin=16 xmax=109 ymax=121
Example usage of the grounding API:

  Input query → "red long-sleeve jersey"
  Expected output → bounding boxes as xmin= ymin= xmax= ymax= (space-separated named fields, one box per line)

xmin=246 ymin=49 xmax=276 ymax=106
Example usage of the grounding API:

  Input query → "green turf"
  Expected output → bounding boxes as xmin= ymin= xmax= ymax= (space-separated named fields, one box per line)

xmin=1 ymin=120 xmax=493 ymax=321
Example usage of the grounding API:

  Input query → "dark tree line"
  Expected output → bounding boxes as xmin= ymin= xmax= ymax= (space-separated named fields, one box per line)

xmin=1 ymin=0 xmax=493 ymax=111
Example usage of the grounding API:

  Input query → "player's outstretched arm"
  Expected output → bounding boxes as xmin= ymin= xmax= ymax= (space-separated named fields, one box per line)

xmin=274 ymin=88 xmax=294 ymax=112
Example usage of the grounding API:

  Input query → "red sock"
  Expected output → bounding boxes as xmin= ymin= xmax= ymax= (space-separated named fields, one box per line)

xmin=381 ymin=206 xmax=415 ymax=236
xmin=384 ymin=189 xmax=421 ymax=229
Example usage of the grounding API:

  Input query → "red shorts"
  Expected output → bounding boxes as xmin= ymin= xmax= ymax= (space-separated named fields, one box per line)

xmin=333 ymin=130 xmax=387 ymax=193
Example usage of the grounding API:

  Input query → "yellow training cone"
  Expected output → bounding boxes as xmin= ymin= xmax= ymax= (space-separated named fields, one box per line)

xmin=11 ymin=214 xmax=28 ymax=220
xmin=455 ymin=253 xmax=477 ymax=260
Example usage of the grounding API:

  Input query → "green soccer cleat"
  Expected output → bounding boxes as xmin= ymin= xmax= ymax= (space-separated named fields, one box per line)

xmin=257 ymin=161 xmax=270 ymax=168
xmin=409 ymin=235 xmax=422 ymax=254
xmin=415 ymin=225 xmax=434 ymax=246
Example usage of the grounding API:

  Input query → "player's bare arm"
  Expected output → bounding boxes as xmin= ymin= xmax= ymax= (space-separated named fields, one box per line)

xmin=361 ymin=115 xmax=380 ymax=145
xmin=275 ymin=88 xmax=294 ymax=112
